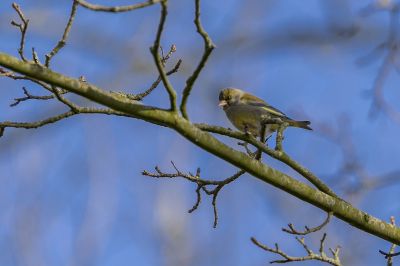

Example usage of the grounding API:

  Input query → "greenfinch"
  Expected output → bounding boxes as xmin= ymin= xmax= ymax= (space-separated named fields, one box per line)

xmin=218 ymin=88 xmax=312 ymax=138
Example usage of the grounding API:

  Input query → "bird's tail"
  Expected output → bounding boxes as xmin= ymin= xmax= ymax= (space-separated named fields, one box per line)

xmin=288 ymin=120 xmax=312 ymax=130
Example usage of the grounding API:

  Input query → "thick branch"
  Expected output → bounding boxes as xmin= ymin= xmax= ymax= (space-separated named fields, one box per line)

xmin=195 ymin=123 xmax=339 ymax=198
xmin=1 ymin=53 xmax=400 ymax=245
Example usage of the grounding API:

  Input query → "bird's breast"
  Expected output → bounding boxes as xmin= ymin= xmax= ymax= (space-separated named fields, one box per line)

xmin=225 ymin=104 xmax=271 ymax=136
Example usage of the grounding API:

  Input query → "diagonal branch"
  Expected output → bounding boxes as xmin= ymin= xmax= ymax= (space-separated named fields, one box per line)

xmin=359 ymin=3 xmax=400 ymax=124
xmin=128 ymin=46 xmax=181 ymax=101
xmin=45 ymin=0 xmax=79 ymax=67
xmin=2 ymin=53 xmax=400 ymax=245
xmin=149 ymin=0 xmax=177 ymax=111
xmin=180 ymin=0 xmax=216 ymax=119
xmin=195 ymin=123 xmax=339 ymax=198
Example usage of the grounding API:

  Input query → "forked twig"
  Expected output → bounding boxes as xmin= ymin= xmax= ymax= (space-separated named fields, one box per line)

xmin=11 ymin=3 xmax=29 ymax=61
xmin=282 ymin=212 xmax=332 ymax=235
xmin=251 ymin=233 xmax=341 ymax=266
xmin=143 ymin=161 xmax=244 ymax=228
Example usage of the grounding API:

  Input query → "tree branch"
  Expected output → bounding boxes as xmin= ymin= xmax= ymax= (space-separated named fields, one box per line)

xmin=253 ymin=207 xmax=336 ymax=264
xmin=282 ymin=212 xmax=332 ymax=235
xmin=143 ymin=162 xmax=244 ymax=227
xmin=251 ymin=234 xmax=341 ymax=266
xmin=180 ymin=0 xmax=215 ymax=119
xmin=359 ymin=3 xmax=400 ymax=124
xmin=128 ymin=46 xmax=181 ymax=101
xmin=379 ymin=216 xmax=399 ymax=266
xmin=149 ymin=0 xmax=177 ymax=111
xmin=0 ymin=107 xmax=128 ymax=135
xmin=76 ymin=0 xmax=161 ymax=12
xmin=45 ymin=0 xmax=79 ymax=67
xmin=1 ymin=53 xmax=400 ymax=245
xmin=10 ymin=86 xmax=56 ymax=107
xmin=195 ymin=123 xmax=339 ymax=198
xmin=11 ymin=3 xmax=29 ymax=62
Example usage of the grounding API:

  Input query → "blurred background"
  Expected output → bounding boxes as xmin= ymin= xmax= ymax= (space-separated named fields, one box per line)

xmin=1 ymin=0 xmax=400 ymax=265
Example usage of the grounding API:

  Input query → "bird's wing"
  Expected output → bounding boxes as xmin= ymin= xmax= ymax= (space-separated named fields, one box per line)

xmin=245 ymin=98 xmax=287 ymax=117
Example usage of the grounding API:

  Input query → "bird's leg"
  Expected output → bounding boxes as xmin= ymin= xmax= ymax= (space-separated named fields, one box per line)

xmin=237 ymin=142 xmax=257 ymax=157
xmin=239 ymin=124 xmax=258 ymax=157
xmin=264 ymin=135 xmax=272 ymax=146
xmin=243 ymin=124 xmax=251 ymax=137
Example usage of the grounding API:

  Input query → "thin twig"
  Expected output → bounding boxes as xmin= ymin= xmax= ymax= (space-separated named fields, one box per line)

xmin=45 ymin=0 xmax=79 ymax=67
xmin=251 ymin=234 xmax=341 ymax=266
xmin=11 ymin=3 xmax=29 ymax=61
xmin=32 ymin=47 xmax=41 ymax=64
xmin=128 ymin=46 xmax=181 ymax=101
xmin=0 ymin=110 xmax=77 ymax=132
xmin=10 ymin=87 xmax=60 ymax=107
xmin=143 ymin=162 xmax=244 ymax=227
xmin=142 ymin=122 xmax=268 ymax=227
xmin=201 ymin=170 xmax=245 ymax=227
xmin=282 ymin=212 xmax=332 ymax=235
xmin=50 ymin=85 xmax=80 ymax=112
xmin=0 ymin=107 xmax=129 ymax=138
xmin=149 ymin=0 xmax=177 ymax=111
xmin=180 ymin=0 xmax=215 ymax=119
xmin=379 ymin=216 xmax=398 ymax=265
xmin=360 ymin=3 xmax=400 ymax=124
xmin=143 ymin=125 xmax=267 ymax=228
xmin=76 ymin=0 xmax=161 ymax=12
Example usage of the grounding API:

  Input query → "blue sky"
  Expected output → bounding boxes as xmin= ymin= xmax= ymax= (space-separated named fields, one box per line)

xmin=1 ymin=0 xmax=400 ymax=265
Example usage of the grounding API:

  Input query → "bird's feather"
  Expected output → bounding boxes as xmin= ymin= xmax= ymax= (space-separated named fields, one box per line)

xmin=241 ymin=93 xmax=287 ymax=117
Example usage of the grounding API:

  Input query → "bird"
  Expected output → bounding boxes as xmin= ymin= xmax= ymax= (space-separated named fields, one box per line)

xmin=218 ymin=88 xmax=312 ymax=139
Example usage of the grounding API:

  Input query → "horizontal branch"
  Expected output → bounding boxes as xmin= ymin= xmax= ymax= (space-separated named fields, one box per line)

xmin=252 ymin=234 xmax=341 ymax=266
xmin=143 ymin=162 xmax=244 ymax=227
xmin=1 ymin=52 xmax=400 ymax=245
xmin=0 ymin=107 xmax=129 ymax=135
xmin=10 ymin=86 xmax=56 ymax=107
xmin=76 ymin=0 xmax=161 ymax=12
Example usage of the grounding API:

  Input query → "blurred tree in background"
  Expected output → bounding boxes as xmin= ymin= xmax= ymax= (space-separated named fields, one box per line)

xmin=1 ymin=0 xmax=400 ymax=265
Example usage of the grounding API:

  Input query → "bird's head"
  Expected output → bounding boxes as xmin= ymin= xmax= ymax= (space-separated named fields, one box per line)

xmin=218 ymin=88 xmax=244 ymax=109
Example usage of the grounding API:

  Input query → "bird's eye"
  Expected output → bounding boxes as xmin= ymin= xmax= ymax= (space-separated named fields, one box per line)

xmin=227 ymin=96 xmax=231 ymax=100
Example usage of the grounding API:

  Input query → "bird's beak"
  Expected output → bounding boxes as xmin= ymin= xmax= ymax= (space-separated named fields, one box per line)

xmin=218 ymin=100 xmax=227 ymax=107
